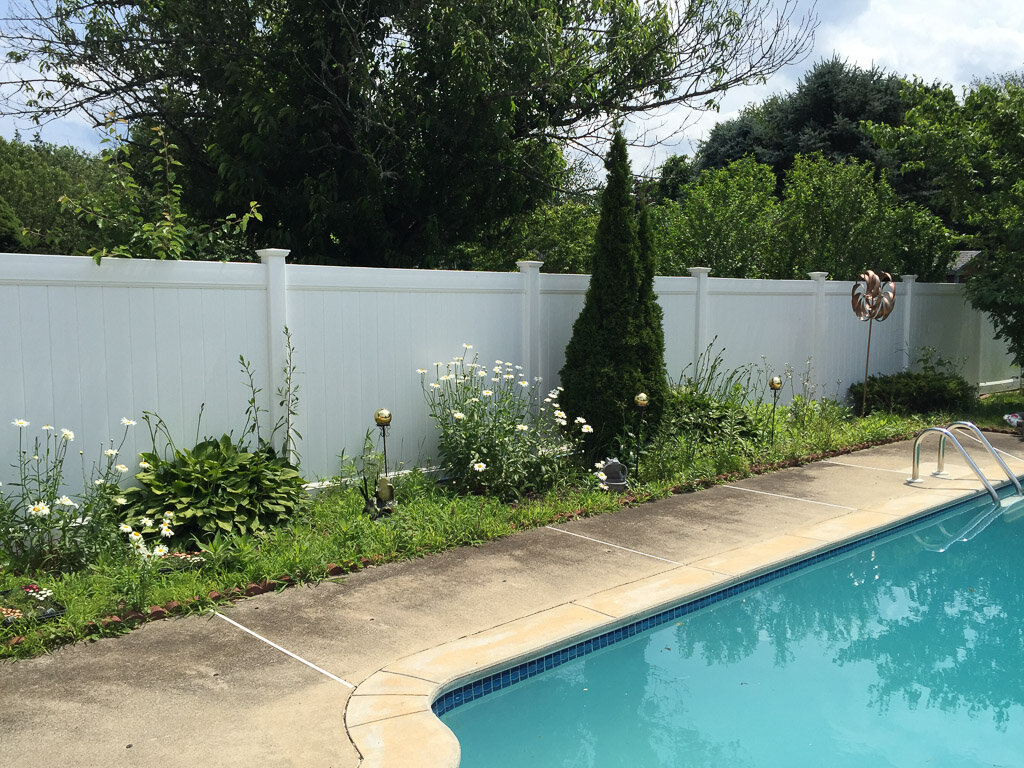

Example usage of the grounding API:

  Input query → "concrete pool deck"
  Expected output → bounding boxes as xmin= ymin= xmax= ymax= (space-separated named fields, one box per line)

xmin=3 ymin=432 xmax=1024 ymax=767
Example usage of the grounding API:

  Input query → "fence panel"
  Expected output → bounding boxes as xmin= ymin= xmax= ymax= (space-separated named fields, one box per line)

xmin=1 ymin=252 xmax=1016 ymax=491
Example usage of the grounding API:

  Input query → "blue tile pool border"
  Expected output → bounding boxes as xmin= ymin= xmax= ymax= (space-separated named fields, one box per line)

xmin=432 ymin=487 xmax=1004 ymax=717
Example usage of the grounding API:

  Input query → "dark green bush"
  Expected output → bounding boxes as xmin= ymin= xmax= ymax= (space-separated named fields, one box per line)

xmin=848 ymin=371 xmax=976 ymax=415
xmin=124 ymin=433 xmax=306 ymax=541
xmin=560 ymin=129 xmax=668 ymax=456
xmin=0 ymin=193 xmax=27 ymax=252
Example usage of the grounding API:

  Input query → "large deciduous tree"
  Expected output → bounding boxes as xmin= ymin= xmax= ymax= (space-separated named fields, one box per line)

xmin=869 ymin=80 xmax=1024 ymax=366
xmin=692 ymin=57 xmax=938 ymax=207
xmin=1 ymin=0 xmax=815 ymax=265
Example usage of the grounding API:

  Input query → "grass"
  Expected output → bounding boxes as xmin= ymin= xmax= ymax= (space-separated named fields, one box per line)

xmin=2 ymin=395 xmax=1017 ymax=661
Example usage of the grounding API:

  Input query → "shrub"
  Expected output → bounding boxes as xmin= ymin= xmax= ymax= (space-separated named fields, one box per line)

xmin=123 ymin=421 xmax=306 ymax=541
xmin=560 ymin=129 xmax=668 ymax=456
xmin=420 ymin=347 xmax=591 ymax=500
xmin=848 ymin=371 xmax=975 ymax=415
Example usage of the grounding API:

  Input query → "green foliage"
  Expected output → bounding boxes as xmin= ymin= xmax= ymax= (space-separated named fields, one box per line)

xmin=659 ymin=343 xmax=759 ymax=446
xmin=122 ymin=342 xmax=306 ymax=540
xmin=695 ymin=57 xmax=919 ymax=198
xmin=0 ymin=421 xmax=132 ymax=573
xmin=58 ymin=123 xmax=262 ymax=263
xmin=3 ymin=0 xmax=813 ymax=266
xmin=867 ymin=81 xmax=1024 ymax=363
xmin=458 ymin=200 xmax=601 ymax=273
xmin=420 ymin=348 xmax=591 ymax=500
xmin=654 ymin=156 xmax=780 ymax=276
xmin=848 ymin=357 xmax=976 ymax=416
xmin=123 ymin=418 xmax=306 ymax=541
xmin=560 ymin=130 xmax=668 ymax=454
xmin=775 ymin=153 xmax=954 ymax=280
xmin=0 ymin=192 xmax=26 ymax=252
xmin=0 ymin=135 xmax=109 ymax=254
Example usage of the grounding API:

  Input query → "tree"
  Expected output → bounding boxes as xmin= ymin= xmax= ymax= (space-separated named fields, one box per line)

xmin=868 ymin=81 xmax=1024 ymax=364
xmin=654 ymin=156 xmax=780 ymax=276
xmin=694 ymin=57 xmax=934 ymax=205
xmin=559 ymin=129 xmax=666 ymax=456
xmin=775 ymin=152 xmax=954 ymax=281
xmin=0 ymin=192 xmax=27 ymax=252
xmin=1 ymin=0 xmax=816 ymax=266
xmin=0 ymin=134 xmax=108 ymax=254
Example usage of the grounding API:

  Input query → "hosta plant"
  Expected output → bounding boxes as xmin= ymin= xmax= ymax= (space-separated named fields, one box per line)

xmin=123 ymin=414 xmax=306 ymax=541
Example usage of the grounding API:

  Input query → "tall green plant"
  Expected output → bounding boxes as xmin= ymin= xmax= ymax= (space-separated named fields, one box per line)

xmin=560 ymin=129 xmax=667 ymax=455
xmin=58 ymin=121 xmax=261 ymax=263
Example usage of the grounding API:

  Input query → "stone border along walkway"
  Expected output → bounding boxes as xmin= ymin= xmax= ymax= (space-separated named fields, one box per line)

xmin=2 ymin=433 xmax=1023 ymax=768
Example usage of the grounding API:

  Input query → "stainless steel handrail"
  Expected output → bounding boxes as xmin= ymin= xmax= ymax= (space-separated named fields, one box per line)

xmin=908 ymin=427 xmax=1000 ymax=503
xmin=939 ymin=421 xmax=1023 ymax=495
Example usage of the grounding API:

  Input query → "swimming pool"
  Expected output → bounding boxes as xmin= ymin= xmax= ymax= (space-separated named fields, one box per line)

xmin=439 ymin=490 xmax=1024 ymax=767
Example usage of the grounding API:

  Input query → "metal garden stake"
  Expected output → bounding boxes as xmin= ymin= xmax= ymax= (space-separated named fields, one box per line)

xmin=768 ymin=375 xmax=782 ymax=446
xmin=374 ymin=408 xmax=392 ymax=477
xmin=851 ymin=271 xmax=896 ymax=417
xmin=634 ymin=392 xmax=649 ymax=482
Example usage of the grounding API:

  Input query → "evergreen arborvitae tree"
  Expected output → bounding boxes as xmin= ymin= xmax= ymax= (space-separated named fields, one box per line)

xmin=560 ymin=130 xmax=667 ymax=457
xmin=634 ymin=201 xmax=668 ymax=426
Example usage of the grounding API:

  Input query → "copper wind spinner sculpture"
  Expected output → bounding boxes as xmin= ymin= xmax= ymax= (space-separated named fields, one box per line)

xmin=852 ymin=270 xmax=896 ymax=416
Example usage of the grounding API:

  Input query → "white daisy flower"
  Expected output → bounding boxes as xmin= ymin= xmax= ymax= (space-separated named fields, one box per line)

xmin=61 ymin=428 xmax=74 ymax=441
xmin=120 ymin=417 xmax=137 ymax=426
xmin=472 ymin=462 xmax=487 ymax=472
xmin=11 ymin=419 xmax=29 ymax=428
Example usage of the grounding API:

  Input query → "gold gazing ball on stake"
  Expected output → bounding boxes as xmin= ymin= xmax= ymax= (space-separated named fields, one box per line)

xmin=634 ymin=392 xmax=649 ymax=408
xmin=769 ymin=376 xmax=783 ymax=391
xmin=374 ymin=408 xmax=392 ymax=426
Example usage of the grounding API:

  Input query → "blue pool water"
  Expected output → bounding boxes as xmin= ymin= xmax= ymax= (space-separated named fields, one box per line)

xmin=440 ymin=491 xmax=1024 ymax=767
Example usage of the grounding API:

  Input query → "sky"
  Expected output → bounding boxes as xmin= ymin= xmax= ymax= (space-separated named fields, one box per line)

xmin=2 ymin=0 xmax=1023 ymax=163
xmin=630 ymin=0 xmax=1024 ymax=171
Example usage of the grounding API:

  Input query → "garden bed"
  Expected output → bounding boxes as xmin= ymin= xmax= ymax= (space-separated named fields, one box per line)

xmin=1 ymin=585 xmax=66 ymax=627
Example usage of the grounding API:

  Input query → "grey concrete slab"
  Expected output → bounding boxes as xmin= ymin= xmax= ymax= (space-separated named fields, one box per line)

xmin=546 ymin=483 xmax=840 ymax=565
xmin=216 ymin=524 xmax=674 ymax=686
xmin=0 ymin=607 xmax=358 ymax=768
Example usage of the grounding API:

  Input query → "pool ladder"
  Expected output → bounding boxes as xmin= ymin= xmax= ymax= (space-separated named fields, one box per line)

xmin=908 ymin=421 xmax=1023 ymax=504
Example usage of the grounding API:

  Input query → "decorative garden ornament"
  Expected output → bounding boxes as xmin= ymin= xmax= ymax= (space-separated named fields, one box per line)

xmin=851 ymin=271 xmax=896 ymax=416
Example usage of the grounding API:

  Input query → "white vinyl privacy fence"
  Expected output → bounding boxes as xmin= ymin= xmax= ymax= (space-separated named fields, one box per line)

xmin=1 ymin=250 xmax=1015 ymax=488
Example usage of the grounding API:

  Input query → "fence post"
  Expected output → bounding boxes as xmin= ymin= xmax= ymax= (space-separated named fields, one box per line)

xmin=808 ymin=271 xmax=829 ymax=399
xmin=688 ymin=267 xmax=711 ymax=364
xmin=900 ymin=274 xmax=917 ymax=372
xmin=258 ymin=248 xmax=291 ymax=453
xmin=517 ymin=260 xmax=544 ymax=380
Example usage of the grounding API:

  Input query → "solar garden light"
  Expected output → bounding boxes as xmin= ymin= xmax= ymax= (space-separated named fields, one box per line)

xmin=634 ymin=392 xmax=649 ymax=482
xmin=768 ymin=376 xmax=783 ymax=447
xmin=374 ymin=408 xmax=392 ymax=478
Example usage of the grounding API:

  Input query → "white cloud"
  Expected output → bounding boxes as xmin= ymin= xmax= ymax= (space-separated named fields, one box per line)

xmin=821 ymin=0 xmax=1024 ymax=88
